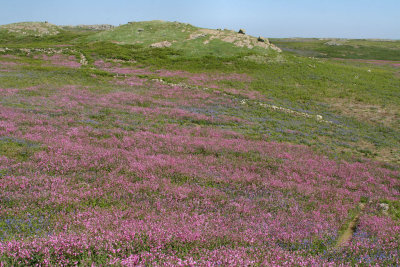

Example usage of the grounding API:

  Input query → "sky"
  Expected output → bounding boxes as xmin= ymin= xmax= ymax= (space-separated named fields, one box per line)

xmin=1 ymin=0 xmax=399 ymax=39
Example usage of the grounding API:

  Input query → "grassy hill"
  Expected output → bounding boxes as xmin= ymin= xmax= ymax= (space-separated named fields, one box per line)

xmin=87 ymin=20 xmax=281 ymax=57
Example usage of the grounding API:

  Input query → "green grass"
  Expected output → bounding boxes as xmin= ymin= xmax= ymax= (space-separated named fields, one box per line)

xmin=0 ymin=137 xmax=41 ymax=161
xmin=270 ymin=38 xmax=400 ymax=60
xmin=380 ymin=199 xmax=400 ymax=220
xmin=88 ymin=20 xmax=197 ymax=45
xmin=0 ymin=213 xmax=50 ymax=241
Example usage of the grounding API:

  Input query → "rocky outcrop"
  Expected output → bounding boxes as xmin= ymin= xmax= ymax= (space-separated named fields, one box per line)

xmin=257 ymin=36 xmax=269 ymax=44
xmin=188 ymin=29 xmax=281 ymax=52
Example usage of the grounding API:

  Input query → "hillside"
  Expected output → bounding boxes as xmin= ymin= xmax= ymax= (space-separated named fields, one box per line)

xmin=87 ymin=20 xmax=281 ymax=56
xmin=0 ymin=21 xmax=61 ymax=37
xmin=0 ymin=21 xmax=399 ymax=266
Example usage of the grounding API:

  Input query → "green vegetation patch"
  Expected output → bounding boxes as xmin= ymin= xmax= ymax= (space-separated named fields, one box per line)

xmin=0 ymin=137 xmax=41 ymax=161
xmin=380 ymin=199 xmax=400 ymax=220
xmin=271 ymin=38 xmax=400 ymax=60
xmin=0 ymin=212 xmax=51 ymax=241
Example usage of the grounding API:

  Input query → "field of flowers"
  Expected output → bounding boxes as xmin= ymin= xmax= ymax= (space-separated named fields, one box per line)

xmin=0 ymin=40 xmax=399 ymax=266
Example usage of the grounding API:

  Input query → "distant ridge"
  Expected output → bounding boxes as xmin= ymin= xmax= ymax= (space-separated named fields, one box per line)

xmin=62 ymin=24 xmax=115 ymax=31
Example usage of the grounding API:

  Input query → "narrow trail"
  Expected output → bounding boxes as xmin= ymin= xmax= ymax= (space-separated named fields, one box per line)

xmin=335 ymin=203 xmax=366 ymax=248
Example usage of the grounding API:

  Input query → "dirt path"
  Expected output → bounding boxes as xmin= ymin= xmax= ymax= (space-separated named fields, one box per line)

xmin=335 ymin=203 xmax=366 ymax=248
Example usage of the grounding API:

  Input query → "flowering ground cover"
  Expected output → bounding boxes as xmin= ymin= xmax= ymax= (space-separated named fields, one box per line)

xmin=34 ymin=54 xmax=81 ymax=69
xmin=0 ymin=23 xmax=400 ymax=266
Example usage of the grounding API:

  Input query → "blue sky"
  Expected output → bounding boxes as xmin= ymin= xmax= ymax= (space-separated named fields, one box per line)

xmin=1 ymin=0 xmax=399 ymax=39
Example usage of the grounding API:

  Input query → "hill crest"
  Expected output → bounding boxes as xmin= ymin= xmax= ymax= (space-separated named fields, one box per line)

xmin=0 ymin=21 xmax=61 ymax=37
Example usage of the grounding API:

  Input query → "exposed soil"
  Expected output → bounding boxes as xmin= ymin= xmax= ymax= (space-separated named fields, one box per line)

xmin=329 ymin=98 xmax=400 ymax=127
xmin=335 ymin=203 xmax=366 ymax=248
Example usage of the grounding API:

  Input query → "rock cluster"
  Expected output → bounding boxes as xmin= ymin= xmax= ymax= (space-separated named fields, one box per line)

xmin=189 ymin=33 xmax=207 ymax=40
xmin=74 ymin=24 xmax=115 ymax=30
xmin=189 ymin=29 xmax=281 ymax=52
xmin=379 ymin=203 xmax=389 ymax=215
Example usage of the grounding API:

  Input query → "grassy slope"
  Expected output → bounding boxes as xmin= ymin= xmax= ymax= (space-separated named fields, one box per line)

xmin=87 ymin=20 xmax=274 ymax=57
xmin=88 ymin=20 xmax=196 ymax=44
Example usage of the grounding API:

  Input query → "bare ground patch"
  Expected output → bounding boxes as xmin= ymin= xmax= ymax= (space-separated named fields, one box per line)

xmin=329 ymin=98 xmax=400 ymax=127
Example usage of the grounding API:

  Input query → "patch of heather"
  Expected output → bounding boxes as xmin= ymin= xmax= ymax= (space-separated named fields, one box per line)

xmin=156 ymin=69 xmax=253 ymax=88
xmin=0 ymin=59 xmax=399 ymax=265
xmin=94 ymin=59 xmax=115 ymax=68
xmin=0 ymin=60 xmax=26 ymax=72
xmin=34 ymin=54 xmax=81 ymax=68
xmin=95 ymin=62 xmax=254 ymax=94
xmin=0 ymin=61 xmax=19 ymax=67
xmin=0 ymin=55 xmax=19 ymax=59
xmin=0 ymin=88 xmax=18 ymax=96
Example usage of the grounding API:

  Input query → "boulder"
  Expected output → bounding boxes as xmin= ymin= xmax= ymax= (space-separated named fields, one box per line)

xmin=189 ymin=33 xmax=207 ymax=40
xmin=379 ymin=203 xmax=389 ymax=212
xmin=150 ymin=41 xmax=172 ymax=48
